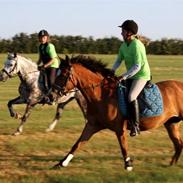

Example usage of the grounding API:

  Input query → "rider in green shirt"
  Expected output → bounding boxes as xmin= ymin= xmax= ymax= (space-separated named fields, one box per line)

xmin=112 ymin=20 xmax=151 ymax=137
xmin=37 ymin=29 xmax=60 ymax=104
xmin=37 ymin=30 xmax=60 ymax=89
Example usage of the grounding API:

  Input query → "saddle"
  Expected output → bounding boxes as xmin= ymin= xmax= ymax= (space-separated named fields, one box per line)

xmin=117 ymin=80 xmax=163 ymax=118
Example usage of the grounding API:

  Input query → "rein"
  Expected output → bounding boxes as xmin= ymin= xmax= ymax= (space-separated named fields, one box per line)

xmin=2 ymin=55 xmax=40 ymax=79
xmin=2 ymin=64 xmax=39 ymax=79
xmin=54 ymin=72 xmax=118 ymax=96
xmin=53 ymin=80 xmax=105 ymax=95
xmin=2 ymin=68 xmax=15 ymax=78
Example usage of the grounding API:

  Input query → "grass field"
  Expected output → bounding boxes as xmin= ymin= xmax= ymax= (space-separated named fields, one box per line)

xmin=0 ymin=54 xmax=183 ymax=183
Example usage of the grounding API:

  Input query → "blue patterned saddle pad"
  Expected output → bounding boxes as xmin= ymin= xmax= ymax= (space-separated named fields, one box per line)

xmin=117 ymin=83 xmax=163 ymax=118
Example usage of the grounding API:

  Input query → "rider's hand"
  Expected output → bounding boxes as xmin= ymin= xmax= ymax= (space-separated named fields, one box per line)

xmin=111 ymin=69 xmax=115 ymax=74
xmin=118 ymin=76 xmax=125 ymax=82
xmin=38 ymin=65 xmax=45 ymax=71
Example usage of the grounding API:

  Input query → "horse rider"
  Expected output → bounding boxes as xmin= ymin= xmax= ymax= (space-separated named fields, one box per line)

xmin=112 ymin=20 xmax=151 ymax=137
xmin=37 ymin=29 xmax=60 ymax=104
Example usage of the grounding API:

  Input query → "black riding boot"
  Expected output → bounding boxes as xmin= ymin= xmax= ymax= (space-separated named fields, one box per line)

xmin=41 ymin=87 xmax=54 ymax=105
xmin=129 ymin=100 xmax=140 ymax=137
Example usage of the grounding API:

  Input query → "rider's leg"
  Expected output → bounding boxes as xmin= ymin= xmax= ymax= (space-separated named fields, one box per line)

xmin=128 ymin=100 xmax=140 ymax=136
xmin=47 ymin=67 xmax=57 ymax=90
xmin=128 ymin=79 xmax=147 ymax=137
xmin=45 ymin=68 xmax=57 ymax=104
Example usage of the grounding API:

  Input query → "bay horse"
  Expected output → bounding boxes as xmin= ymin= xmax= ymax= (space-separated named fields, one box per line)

xmin=52 ymin=55 xmax=183 ymax=171
xmin=0 ymin=53 xmax=87 ymax=135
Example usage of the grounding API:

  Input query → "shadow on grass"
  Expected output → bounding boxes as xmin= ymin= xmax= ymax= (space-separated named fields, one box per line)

xmin=0 ymin=153 xmax=178 ymax=171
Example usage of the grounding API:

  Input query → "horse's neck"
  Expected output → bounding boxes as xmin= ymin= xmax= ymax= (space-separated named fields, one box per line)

xmin=74 ymin=66 xmax=105 ymax=101
xmin=18 ymin=57 xmax=39 ymax=83
xmin=18 ymin=57 xmax=37 ymax=75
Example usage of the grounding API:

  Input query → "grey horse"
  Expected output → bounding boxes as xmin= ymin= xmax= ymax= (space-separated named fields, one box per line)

xmin=0 ymin=53 xmax=87 ymax=135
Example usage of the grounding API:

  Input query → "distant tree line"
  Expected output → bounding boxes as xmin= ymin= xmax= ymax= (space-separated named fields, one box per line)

xmin=0 ymin=32 xmax=183 ymax=55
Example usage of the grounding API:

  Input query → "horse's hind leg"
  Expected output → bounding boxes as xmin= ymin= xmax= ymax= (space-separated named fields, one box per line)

xmin=46 ymin=103 xmax=64 ymax=132
xmin=46 ymin=98 xmax=74 ymax=132
xmin=164 ymin=122 xmax=183 ymax=165
xmin=46 ymin=90 xmax=87 ymax=132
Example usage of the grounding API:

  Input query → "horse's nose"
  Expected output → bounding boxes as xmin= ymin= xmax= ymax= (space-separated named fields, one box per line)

xmin=0 ymin=70 xmax=8 ymax=81
xmin=0 ymin=71 xmax=4 ymax=81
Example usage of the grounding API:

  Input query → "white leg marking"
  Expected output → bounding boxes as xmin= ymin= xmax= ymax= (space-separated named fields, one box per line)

xmin=62 ymin=154 xmax=74 ymax=167
xmin=125 ymin=157 xmax=133 ymax=171
xmin=46 ymin=120 xmax=58 ymax=132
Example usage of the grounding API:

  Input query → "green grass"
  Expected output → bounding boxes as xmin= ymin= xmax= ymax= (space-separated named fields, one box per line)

xmin=0 ymin=54 xmax=183 ymax=182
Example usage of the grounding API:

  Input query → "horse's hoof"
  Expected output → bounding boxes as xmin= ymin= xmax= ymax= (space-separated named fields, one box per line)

xmin=45 ymin=128 xmax=53 ymax=132
xmin=126 ymin=166 xmax=133 ymax=171
xmin=52 ymin=163 xmax=62 ymax=170
xmin=12 ymin=131 xmax=21 ymax=136
xmin=125 ymin=157 xmax=133 ymax=171
xmin=15 ymin=113 xmax=22 ymax=119
xmin=10 ymin=114 xmax=15 ymax=118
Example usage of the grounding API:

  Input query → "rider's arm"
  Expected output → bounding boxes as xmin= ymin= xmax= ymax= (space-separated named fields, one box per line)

xmin=43 ymin=59 xmax=54 ymax=68
xmin=37 ymin=51 xmax=42 ymax=65
xmin=112 ymin=56 xmax=122 ymax=72
xmin=122 ymin=64 xmax=141 ymax=80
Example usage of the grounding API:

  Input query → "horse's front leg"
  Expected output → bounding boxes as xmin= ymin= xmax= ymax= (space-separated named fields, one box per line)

xmin=8 ymin=96 xmax=26 ymax=119
xmin=116 ymin=120 xmax=133 ymax=171
xmin=14 ymin=102 xmax=37 ymax=136
xmin=53 ymin=122 xmax=101 ymax=168
xmin=74 ymin=90 xmax=87 ymax=120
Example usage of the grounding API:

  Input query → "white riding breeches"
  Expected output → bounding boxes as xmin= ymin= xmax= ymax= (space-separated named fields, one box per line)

xmin=128 ymin=79 xmax=147 ymax=102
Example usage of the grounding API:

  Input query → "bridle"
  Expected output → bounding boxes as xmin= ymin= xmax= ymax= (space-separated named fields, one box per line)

xmin=2 ymin=59 xmax=18 ymax=78
xmin=53 ymin=66 xmax=75 ymax=96
xmin=2 ymin=57 xmax=39 ymax=79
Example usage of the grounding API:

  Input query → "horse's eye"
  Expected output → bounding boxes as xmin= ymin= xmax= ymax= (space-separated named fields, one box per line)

xmin=6 ymin=63 xmax=13 ymax=67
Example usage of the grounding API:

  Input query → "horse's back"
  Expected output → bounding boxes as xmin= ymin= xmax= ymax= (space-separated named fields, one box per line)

xmin=156 ymin=80 xmax=183 ymax=115
xmin=156 ymin=80 xmax=183 ymax=92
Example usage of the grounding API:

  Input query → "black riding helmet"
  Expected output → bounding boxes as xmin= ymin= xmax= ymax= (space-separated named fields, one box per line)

xmin=118 ymin=20 xmax=138 ymax=34
xmin=38 ymin=29 xmax=49 ymax=37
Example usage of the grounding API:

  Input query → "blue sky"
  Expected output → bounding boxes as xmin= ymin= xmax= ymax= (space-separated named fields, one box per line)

xmin=0 ymin=0 xmax=183 ymax=40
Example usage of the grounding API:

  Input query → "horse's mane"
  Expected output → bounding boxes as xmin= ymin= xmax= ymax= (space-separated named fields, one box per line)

xmin=7 ymin=53 xmax=37 ymax=68
xmin=68 ymin=55 xmax=115 ymax=78
xmin=18 ymin=55 xmax=37 ymax=67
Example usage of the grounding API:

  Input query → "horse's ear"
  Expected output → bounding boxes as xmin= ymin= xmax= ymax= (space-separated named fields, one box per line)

xmin=65 ymin=55 xmax=69 ymax=62
xmin=65 ymin=55 xmax=71 ymax=67
xmin=7 ymin=52 xmax=16 ymax=59
xmin=14 ymin=53 xmax=17 ymax=58
xmin=58 ymin=56 xmax=64 ymax=62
